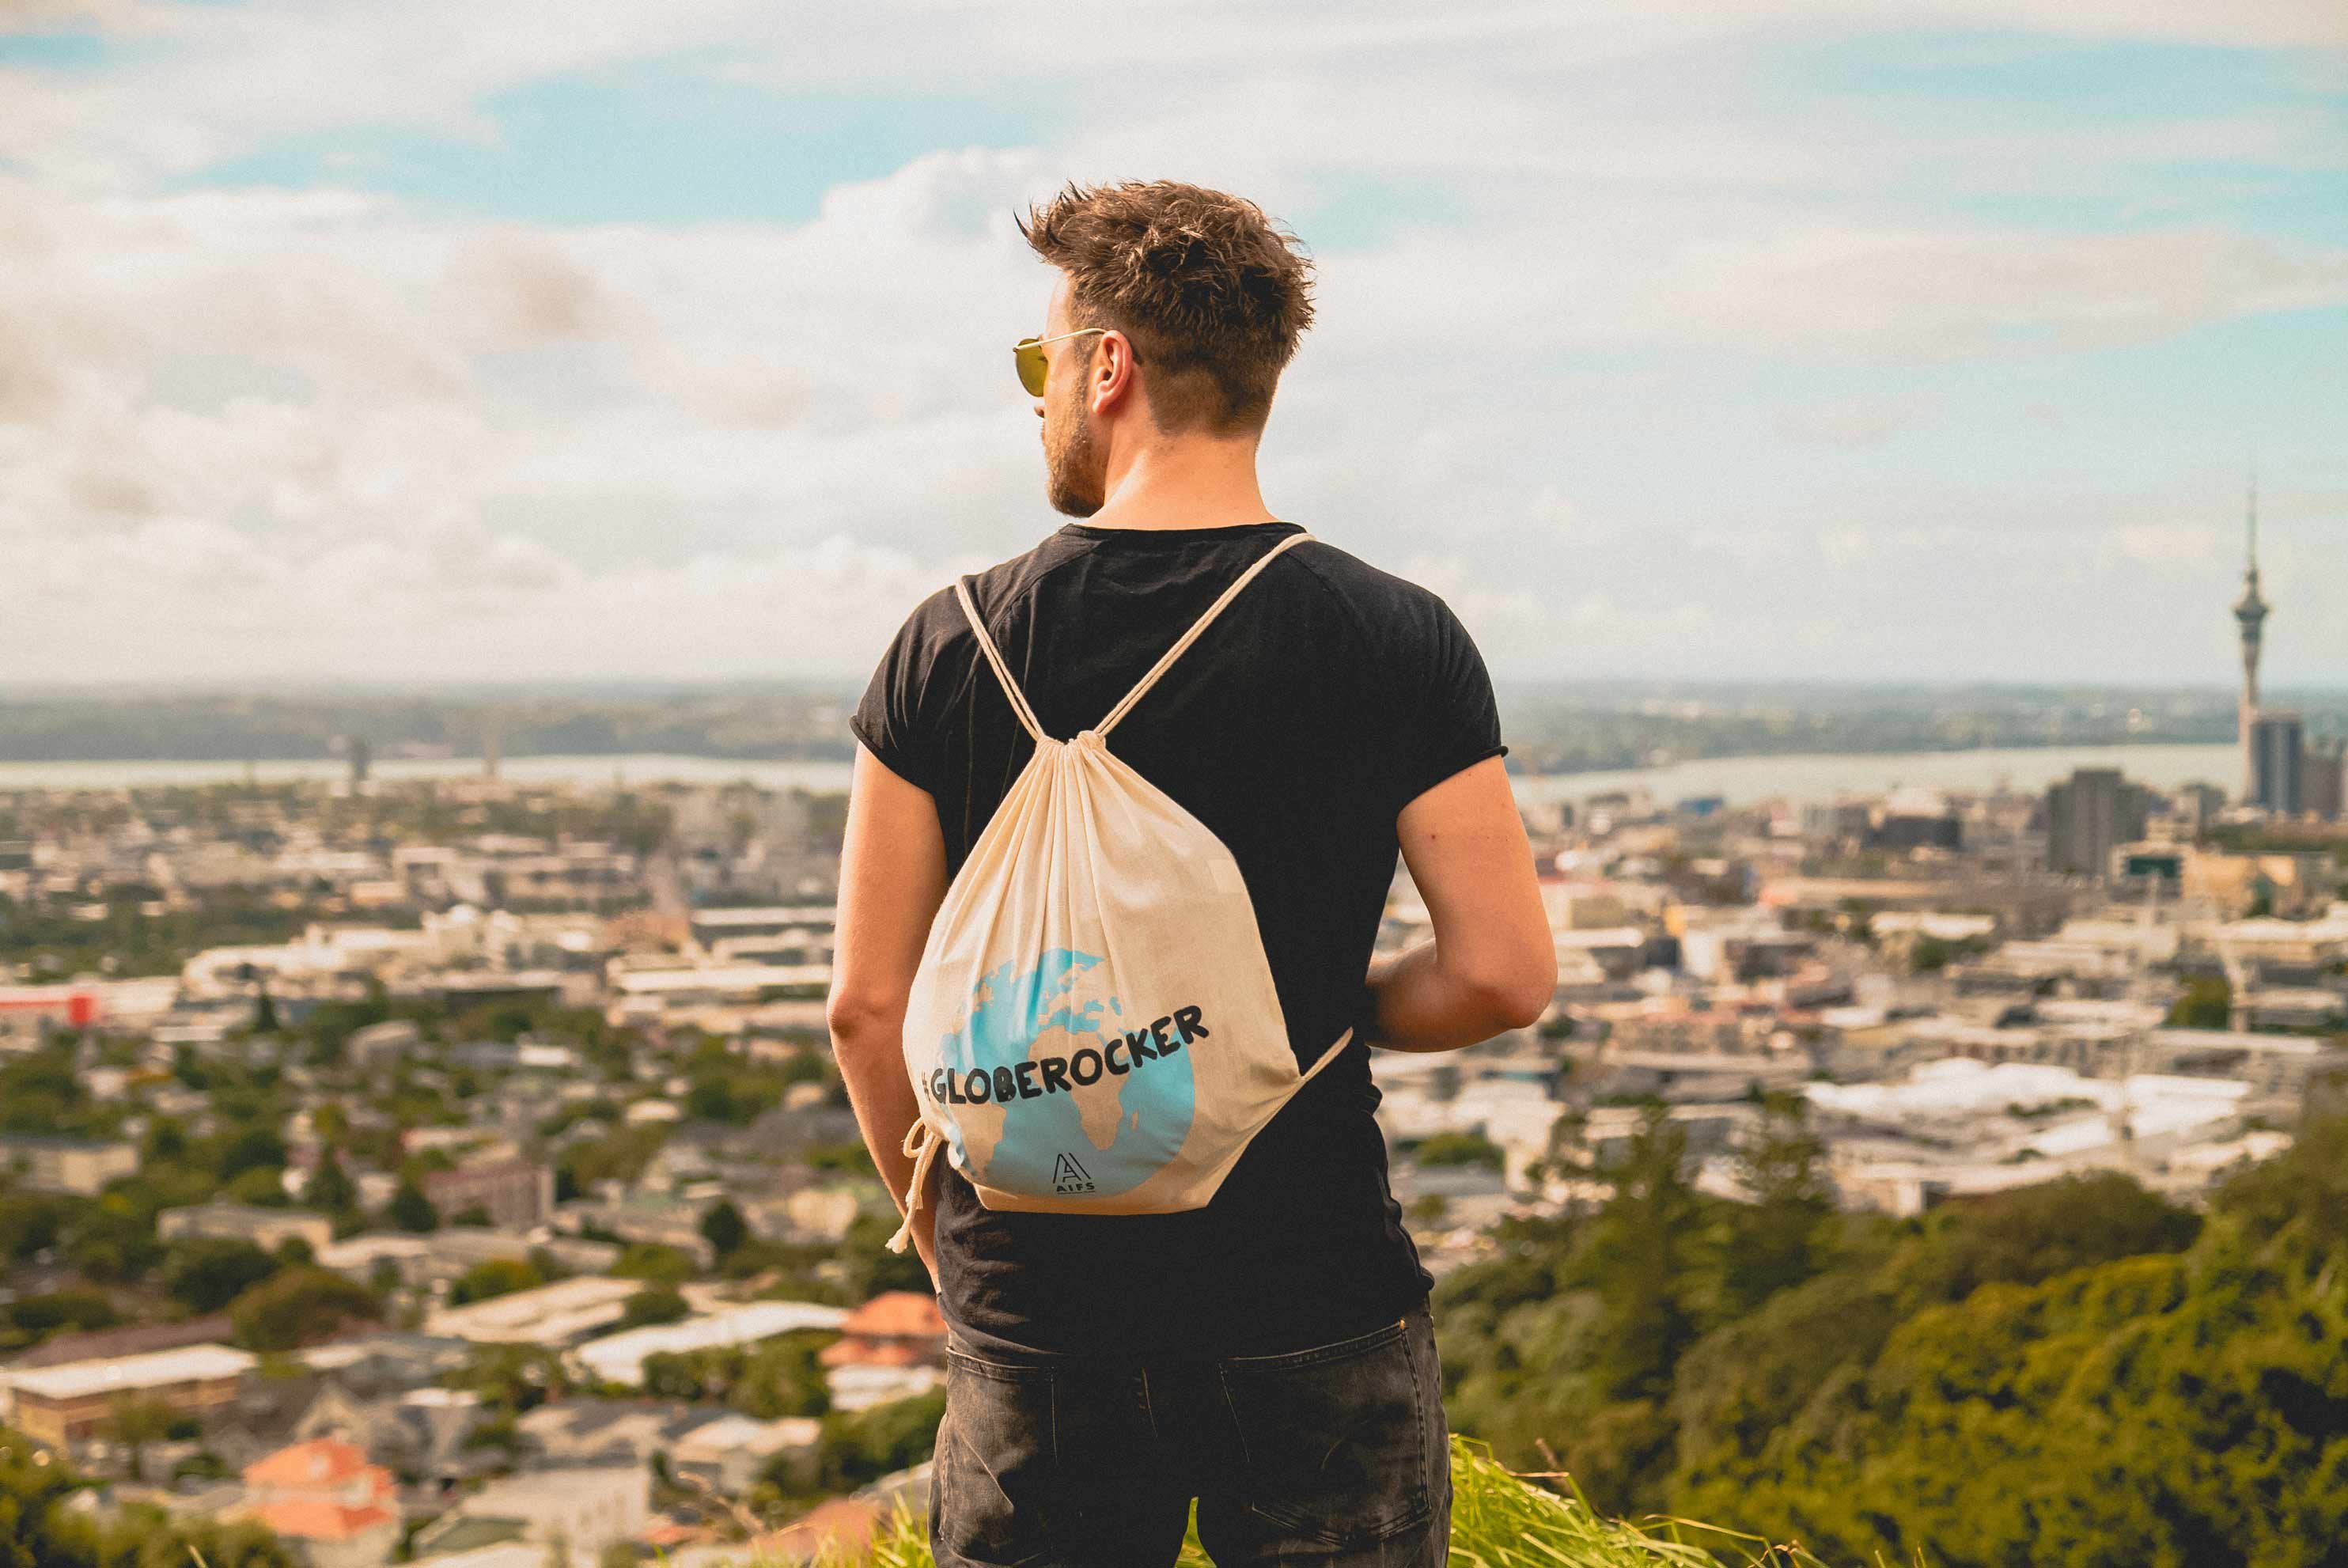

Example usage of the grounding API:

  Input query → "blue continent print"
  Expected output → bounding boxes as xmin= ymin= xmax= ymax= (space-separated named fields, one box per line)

xmin=936 ymin=948 xmax=1195 ymax=1199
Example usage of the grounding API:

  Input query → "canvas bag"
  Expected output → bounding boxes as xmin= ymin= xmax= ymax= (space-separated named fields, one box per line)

xmin=888 ymin=530 xmax=1353 ymax=1252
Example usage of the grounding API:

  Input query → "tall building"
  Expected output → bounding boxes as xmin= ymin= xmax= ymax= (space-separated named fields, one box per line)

xmin=2046 ymin=767 xmax=2149 ymax=878
xmin=2305 ymin=740 xmax=2346 ymax=822
xmin=2232 ymin=475 xmax=2270 ymax=804
xmin=2250 ymin=712 xmax=2306 ymax=816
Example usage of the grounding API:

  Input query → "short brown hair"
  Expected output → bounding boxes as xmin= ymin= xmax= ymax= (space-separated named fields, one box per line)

xmin=1018 ymin=180 xmax=1314 ymax=435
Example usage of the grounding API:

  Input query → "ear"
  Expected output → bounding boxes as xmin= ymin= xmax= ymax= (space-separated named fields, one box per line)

xmin=1088 ymin=331 xmax=1141 ymax=419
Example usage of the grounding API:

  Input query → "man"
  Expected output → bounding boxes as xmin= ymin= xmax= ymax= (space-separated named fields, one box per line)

xmin=829 ymin=180 xmax=1555 ymax=1568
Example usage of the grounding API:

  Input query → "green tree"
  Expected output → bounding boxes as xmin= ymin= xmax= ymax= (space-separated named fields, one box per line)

xmin=1581 ymin=1104 xmax=1703 ymax=1401
xmin=699 ymin=1198 xmax=748 ymax=1259
xmin=387 ymin=1176 xmax=440 ymax=1233
xmin=162 ymin=1238 xmax=282 ymax=1313
xmin=611 ymin=1243 xmax=697 ymax=1287
xmin=2168 ymin=975 xmax=2233 ymax=1029
xmin=1414 ymin=1131 xmax=1507 ymax=1172
xmin=106 ymin=1396 xmax=176 ymax=1482
xmin=619 ymin=1286 xmax=690 ymax=1328
xmin=809 ymin=1388 xmax=946 ymax=1494
xmin=839 ymin=1210 xmax=936 ymax=1297
xmin=304 ymin=1148 xmax=359 ymax=1214
xmin=446 ymin=1257 xmax=544 ymax=1306
xmin=1717 ymin=1093 xmax=1835 ymax=1316
xmin=229 ymin=1267 xmax=382 ymax=1351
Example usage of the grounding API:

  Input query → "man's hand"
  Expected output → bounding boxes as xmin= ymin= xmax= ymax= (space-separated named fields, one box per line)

xmin=828 ymin=744 xmax=950 ymax=1274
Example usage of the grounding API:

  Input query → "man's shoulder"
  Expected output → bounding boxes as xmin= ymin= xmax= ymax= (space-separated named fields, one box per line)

xmin=1278 ymin=536 xmax=1471 ymax=655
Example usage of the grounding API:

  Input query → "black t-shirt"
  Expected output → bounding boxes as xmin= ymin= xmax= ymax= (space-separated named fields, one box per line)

xmin=850 ymin=519 xmax=1506 ymax=1358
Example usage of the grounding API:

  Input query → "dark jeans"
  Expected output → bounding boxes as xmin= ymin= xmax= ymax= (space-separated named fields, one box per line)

xmin=930 ymin=1307 xmax=1449 ymax=1567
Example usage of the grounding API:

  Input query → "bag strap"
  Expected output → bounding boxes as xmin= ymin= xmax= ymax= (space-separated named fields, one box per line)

xmin=952 ymin=528 xmax=1315 ymax=746
xmin=1095 ymin=529 xmax=1314 ymax=740
xmin=952 ymin=578 xmax=1049 ymax=744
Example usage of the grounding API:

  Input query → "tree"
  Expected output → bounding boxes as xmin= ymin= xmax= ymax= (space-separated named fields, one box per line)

xmin=162 ymin=1238 xmax=281 ymax=1313
xmin=619 ymin=1286 xmax=690 ymax=1328
xmin=839 ymin=1210 xmax=935 ymax=1297
xmin=611 ymin=1243 xmax=696 ymax=1288
xmin=229 ymin=1267 xmax=382 ymax=1351
xmin=699 ymin=1198 xmax=748 ymax=1259
xmin=217 ymin=1125 xmax=290 ymax=1182
xmin=387 ymin=1176 xmax=440 ymax=1233
xmin=304 ymin=1147 xmax=358 ymax=1213
xmin=1414 ymin=1131 xmax=1506 ymax=1172
xmin=224 ymin=1166 xmax=293 ymax=1206
xmin=2168 ymin=975 xmax=2232 ymax=1029
xmin=106 ymin=1396 xmax=176 ymax=1482
xmin=1580 ymin=1104 xmax=1704 ymax=1401
xmin=809 ymin=1388 xmax=947 ymax=1494
xmin=446 ymin=1257 xmax=543 ymax=1307
xmin=1717 ymin=1093 xmax=1835 ymax=1316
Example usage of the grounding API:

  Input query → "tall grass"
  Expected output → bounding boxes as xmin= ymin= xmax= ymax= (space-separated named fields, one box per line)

xmin=812 ymin=1438 xmax=1829 ymax=1567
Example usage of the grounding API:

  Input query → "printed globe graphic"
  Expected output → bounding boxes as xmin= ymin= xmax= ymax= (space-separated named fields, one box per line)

xmin=934 ymin=948 xmax=1196 ymax=1198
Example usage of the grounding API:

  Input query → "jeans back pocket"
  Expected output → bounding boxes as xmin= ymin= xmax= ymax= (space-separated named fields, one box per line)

xmin=935 ymin=1350 xmax=1060 ymax=1565
xmin=1214 ymin=1315 xmax=1441 ymax=1547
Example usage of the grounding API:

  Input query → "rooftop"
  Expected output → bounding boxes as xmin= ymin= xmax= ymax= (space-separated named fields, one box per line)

xmin=251 ymin=1499 xmax=397 ymax=1542
xmin=245 ymin=1437 xmax=373 ymax=1490
xmin=2 ymin=1343 xmax=256 ymax=1402
xmin=835 ymin=1291 xmax=945 ymax=1340
xmin=576 ymin=1301 xmax=847 ymax=1386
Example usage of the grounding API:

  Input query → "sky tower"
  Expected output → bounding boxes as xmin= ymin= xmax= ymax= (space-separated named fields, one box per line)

xmin=2232 ymin=473 xmax=2269 ymax=803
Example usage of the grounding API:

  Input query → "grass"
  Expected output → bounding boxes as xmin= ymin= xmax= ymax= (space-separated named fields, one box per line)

xmin=807 ymin=1438 xmax=1831 ymax=1567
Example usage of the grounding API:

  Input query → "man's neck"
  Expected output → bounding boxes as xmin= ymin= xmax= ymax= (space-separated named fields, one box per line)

xmin=1082 ymin=433 xmax=1275 ymax=532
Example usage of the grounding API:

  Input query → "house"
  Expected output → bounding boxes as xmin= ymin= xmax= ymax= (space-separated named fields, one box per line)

xmin=575 ymin=1301 xmax=847 ymax=1388
xmin=421 ymin=1158 xmax=554 ymax=1231
xmin=511 ymin=1399 xmax=706 ymax=1467
xmin=449 ymin=1464 xmax=650 ymax=1568
xmin=0 ymin=1134 xmax=138 ymax=1195
xmin=818 ymin=1293 xmax=945 ymax=1412
xmin=291 ymin=1379 xmax=487 ymax=1495
xmin=670 ymin=1413 xmax=820 ymax=1496
xmin=423 ymin=1275 xmax=640 ymax=1345
xmin=2 ymin=1314 xmax=234 ymax=1371
xmin=242 ymin=1438 xmax=399 ymax=1568
xmin=0 ymin=1343 xmax=256 ymax=1445
xmin=157 ymin=1200 xmax=335 ymax=1256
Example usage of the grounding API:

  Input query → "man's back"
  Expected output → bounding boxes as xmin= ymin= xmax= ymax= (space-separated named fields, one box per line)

xmin=852 ymin=518 xmax=1505 ymax=1358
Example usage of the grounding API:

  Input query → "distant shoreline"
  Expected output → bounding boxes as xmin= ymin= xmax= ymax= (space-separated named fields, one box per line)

xmin=0 ymin=740 xmax=2243 ymax=808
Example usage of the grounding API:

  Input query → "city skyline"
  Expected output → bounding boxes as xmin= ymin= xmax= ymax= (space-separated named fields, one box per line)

xmin=2 ymin=3 xmax=2344 ymax=687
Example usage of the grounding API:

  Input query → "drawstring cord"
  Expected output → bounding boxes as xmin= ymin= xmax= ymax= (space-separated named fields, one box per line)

xmin=886 ymin=1120 xmax=943 ymax=1255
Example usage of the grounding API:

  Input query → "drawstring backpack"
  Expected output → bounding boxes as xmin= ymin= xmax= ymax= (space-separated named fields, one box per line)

xmin=888 ymin=530 xmax=1353 ymax=1252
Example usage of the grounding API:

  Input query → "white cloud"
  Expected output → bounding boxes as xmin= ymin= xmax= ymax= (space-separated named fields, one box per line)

xmin=1 ymin=2 xmax=2343 ymax=686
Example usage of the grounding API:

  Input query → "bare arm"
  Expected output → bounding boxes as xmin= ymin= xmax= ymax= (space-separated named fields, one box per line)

xmin=827 ymin=744 xmax=950 ymax=1274
xmin=1366 ymin=756 xmax=1556 ymax=1051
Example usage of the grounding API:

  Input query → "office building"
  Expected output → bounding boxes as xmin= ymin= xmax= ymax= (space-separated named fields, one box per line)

xmin=2249 ymin=712 xmax=2304 ymax=816
xmin=2045 ymin=768 xmax=2149 ymax=879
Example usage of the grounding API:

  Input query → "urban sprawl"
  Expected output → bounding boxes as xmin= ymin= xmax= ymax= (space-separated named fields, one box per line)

xmin=0 ymin=525 xmax=2342 ymax=1566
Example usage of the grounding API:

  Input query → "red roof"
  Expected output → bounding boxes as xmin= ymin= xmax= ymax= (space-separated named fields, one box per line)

xmin=244 ymin=1438 xmax=373 ymax=1490
xmin=818 ymin=1337 xmax=934 ymax=1369
xmin=763 ymin=1499 xmax=880 ymax=1555
xmin=252 ymin=1500 xmax=396 ymax=1542
xmin=835 ymin=1291 xmax=944 ymax=1340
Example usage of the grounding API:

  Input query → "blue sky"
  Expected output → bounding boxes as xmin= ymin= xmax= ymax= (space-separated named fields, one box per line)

xmin=0 ymin=1 xmax=2342 ymax=687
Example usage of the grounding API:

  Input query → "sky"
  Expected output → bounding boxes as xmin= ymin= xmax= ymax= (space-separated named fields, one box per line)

xmin=2 ymin=0 xmax=2343 ymax=689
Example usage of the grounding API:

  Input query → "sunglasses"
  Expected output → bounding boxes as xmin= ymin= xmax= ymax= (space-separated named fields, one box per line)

xmin=1013 ymin=327 xmax=1112 ymax=397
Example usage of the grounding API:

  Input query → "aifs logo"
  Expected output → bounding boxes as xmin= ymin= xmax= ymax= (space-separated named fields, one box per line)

xmin=1051 ymin=1153 xmax=1096 ymax=1195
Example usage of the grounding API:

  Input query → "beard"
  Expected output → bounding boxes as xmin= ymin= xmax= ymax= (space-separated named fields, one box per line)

xmin=1042 ymin=384 xmax=1107 ymax=518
